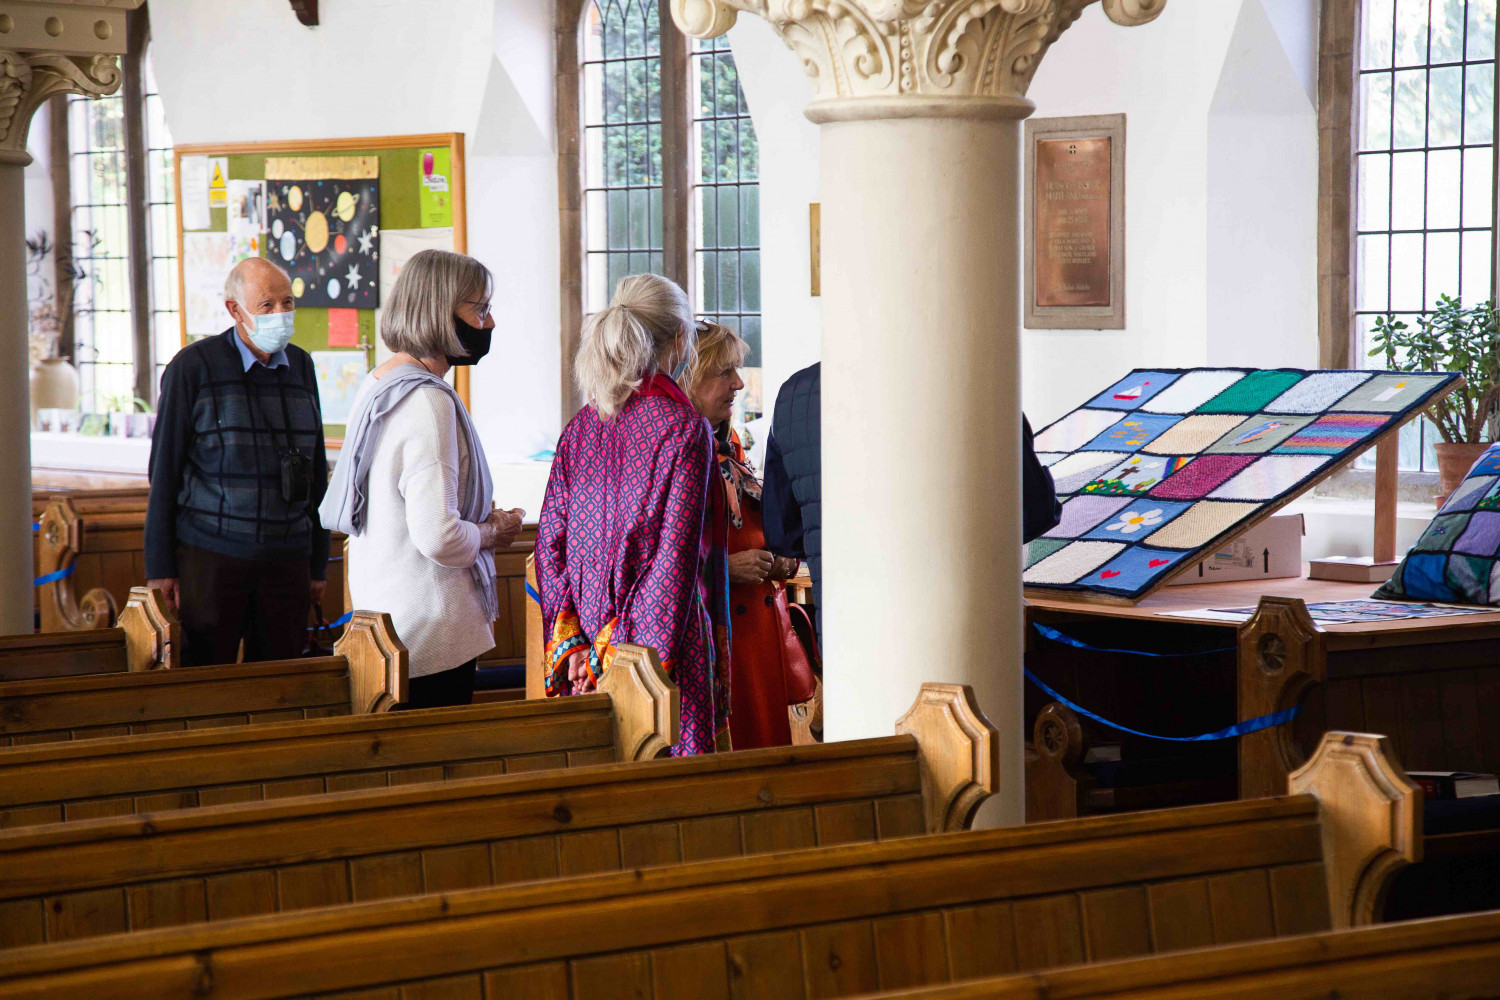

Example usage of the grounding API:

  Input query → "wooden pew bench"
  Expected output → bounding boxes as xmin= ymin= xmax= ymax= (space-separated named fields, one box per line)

xmin=869 ymin=909 xmax=1500 ymax=999
xmin=0 ymin=588 xmax=177 ymax=682
xmin=0 ymin=646 xmax=679 ymax=828
xmin=0 ymin=612 xmax=405 ymax=746
xmin=0 ymin=683 xmax=993 ymax=947
xmin=0 ymin=732 xmax=1419 ymax=997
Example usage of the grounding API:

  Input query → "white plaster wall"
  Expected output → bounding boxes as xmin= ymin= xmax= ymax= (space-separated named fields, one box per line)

xmin=23 ymin=112 xmax=51 ymax=259
xmin=724 ymin=18 xmax=822 ymax=420
xmin=146 ymin=0 xmax=561 ymax=464
xmin=1023 ymin=0 xmax=1319 ymax=425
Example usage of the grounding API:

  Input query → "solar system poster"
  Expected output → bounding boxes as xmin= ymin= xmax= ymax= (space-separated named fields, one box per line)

xmin=266 ymin=177 xmax=380 ymax=309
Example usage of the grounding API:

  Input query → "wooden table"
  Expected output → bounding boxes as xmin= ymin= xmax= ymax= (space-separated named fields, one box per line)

xmin=1026 ymin=570 xmax=1500 ymax=820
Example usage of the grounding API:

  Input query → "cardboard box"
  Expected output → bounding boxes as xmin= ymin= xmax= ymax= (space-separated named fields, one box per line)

xmin=1167 ymin=513 xmax=1304 ymax=586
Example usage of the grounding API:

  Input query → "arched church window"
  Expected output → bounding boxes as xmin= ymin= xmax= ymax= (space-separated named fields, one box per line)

xmin=62 ymin=15 xmax=175 ymax=412
xmin=1348 ymin=0 xmax=1495 ymax=470
xmin=566 ymin=0 xmax=764 ymax=424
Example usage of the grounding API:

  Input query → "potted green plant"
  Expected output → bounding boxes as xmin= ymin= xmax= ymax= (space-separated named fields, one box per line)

xmin=1369 ymin=294 xmax=1500 ymax=503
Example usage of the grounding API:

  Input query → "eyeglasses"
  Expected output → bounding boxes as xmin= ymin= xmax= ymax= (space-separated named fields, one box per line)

xmin=463 ymin=300 xmax=493 ymax=322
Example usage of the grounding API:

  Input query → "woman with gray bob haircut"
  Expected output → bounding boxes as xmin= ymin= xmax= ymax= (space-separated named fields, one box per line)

xmin=321 ymin=249 xmax=524 ymax=708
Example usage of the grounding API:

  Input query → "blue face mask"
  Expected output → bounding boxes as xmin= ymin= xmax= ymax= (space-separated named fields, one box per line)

xmin=242 ymin=308 xmax=296 ymax=354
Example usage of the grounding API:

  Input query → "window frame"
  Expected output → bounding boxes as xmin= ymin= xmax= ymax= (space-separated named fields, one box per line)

xmin=1322 ymin=0 xmax=1499 ymax=477
xmin=59 ymin=6 xmax=170 ymax=410
xmin=559 ymin=0 xmax=765 ymax=426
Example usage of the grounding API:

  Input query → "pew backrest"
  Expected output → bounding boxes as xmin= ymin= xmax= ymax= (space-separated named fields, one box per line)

xmin=0 ymin=587 xmax=178 ymax=683
xmin=0 ymin=643 xmax=681 ymax=826
xmin=867 ymin=909 xmax=1500 ymax=999
xmin=0 ymin=733 xmax=1418 ymax=998
xmin=0 ymin=682 xmax=993 ymax=947
xmin=0 ymin=611 xmax=403 ymax=745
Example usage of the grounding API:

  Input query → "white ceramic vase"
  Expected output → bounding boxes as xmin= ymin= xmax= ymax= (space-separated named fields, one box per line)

xmin=29 ymin=358 xmax=79 ymax=429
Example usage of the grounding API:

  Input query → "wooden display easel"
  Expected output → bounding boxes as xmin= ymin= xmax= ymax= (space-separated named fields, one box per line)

xmin=1304 ymin=434 xmax=1399 ymax=583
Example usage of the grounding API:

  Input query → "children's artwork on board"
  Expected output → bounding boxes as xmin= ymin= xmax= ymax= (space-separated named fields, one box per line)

xmin=227 ymin=180 xmax=265 ymax=243
xmin=1025 ymin=368 xmax=1462 ymax=601
xmin=182 ymin=232 xmax=257 ymax=336
xmin=311 ymin=350 xmax=370 ymax=424
xmin=266 ymin=170 xmax=380 ymax=309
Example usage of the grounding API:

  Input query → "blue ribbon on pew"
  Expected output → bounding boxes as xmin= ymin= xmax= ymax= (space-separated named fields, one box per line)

xmin=525 ymin=582 xmax=540 ymax=605
xmin=33 ymin=564 xmax=74 ymax=587
xmin=308 ymin=610 xmax=354 ymax=631
xmin=31 ymin=522 xmax=39 ymax=531
xmin=1027 ymin=622 xmax=1297 ymax=742
xmin=1032 ymin=621 xmax=1235 ymax=658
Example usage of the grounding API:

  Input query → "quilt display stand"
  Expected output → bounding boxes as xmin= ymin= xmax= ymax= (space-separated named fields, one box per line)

xmin=1020 ymin=369 xmax=1500 ymax=826
xmin=1024 ymin=368 xmax=1464 ymax=607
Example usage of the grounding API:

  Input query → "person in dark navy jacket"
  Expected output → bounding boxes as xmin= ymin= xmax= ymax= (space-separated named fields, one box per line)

xmin=761 ymin=361 xmax=1060 ymax=638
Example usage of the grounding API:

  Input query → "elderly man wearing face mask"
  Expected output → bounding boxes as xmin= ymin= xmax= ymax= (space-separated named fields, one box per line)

xmin=145 ymin=257 xmax=330 ymax=666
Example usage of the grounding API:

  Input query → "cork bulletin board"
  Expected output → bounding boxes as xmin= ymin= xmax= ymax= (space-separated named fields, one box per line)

xmin=173 ymin=133 xmax=469 ymax=438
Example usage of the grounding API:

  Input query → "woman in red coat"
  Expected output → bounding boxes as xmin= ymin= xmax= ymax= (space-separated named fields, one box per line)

xmin=683 ymin=324 xmax=801 ymax=749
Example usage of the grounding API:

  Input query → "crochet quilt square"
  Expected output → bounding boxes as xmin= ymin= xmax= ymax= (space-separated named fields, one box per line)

xmin=1377 ymin=443 xmax=1500 ymax=606
xmin=1029 ymin=367 xmax=1460 ymax=600
xmin=1085 ymin=371 xmax=1183 ymax=411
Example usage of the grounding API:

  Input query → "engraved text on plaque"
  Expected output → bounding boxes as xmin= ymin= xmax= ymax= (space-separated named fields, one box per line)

xmin=1035 ymin=137 xmax=1112 ymax=308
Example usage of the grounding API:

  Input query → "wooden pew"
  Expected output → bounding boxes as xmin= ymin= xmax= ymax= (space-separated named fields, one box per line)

xmin=30 ymin=477 xmax=149 ymax=624
xmin=867 ymin=909 xmax=1500 ymax=999
xmin=35 ymin=494 xmax=353 ymax=634
xmin=1028 ymin=593 xmax=1500 ymax=820
xmin=0 ymin=646 xmax=680 ymax=828
xmin=0 ymin=588 xmax=177 ymax=682
xmin=0 ymin=683 xmax=993 ymax=946
xmin=0 ymin=612 xmax=405 ymax=746
xmin=0 ymin=732 xmax=1420 ymax=996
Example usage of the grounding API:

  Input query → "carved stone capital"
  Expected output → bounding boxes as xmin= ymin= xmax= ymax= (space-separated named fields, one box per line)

xmin=670 ymin=0 xmax=1164 ymax=120
xmin=0 ymin=0 xmax=141 ymax=165
xmin=0 ymin=50 xmax=121 ymax=163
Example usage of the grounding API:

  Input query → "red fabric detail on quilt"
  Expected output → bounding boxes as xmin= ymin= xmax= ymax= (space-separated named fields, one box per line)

xmin=1148 ymin=454 xmax=1255 ymax=500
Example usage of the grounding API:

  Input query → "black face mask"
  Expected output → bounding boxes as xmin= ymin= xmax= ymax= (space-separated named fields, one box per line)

xmin=447 ymin=315 xmax=492 ymax=367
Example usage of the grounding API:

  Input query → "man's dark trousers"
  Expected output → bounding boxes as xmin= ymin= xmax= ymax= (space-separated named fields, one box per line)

xmin=176 ymin=544 xmax=311 ymax=666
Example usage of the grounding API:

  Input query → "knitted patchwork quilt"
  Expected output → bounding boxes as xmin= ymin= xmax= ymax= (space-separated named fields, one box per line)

xmin=1026 ymin=368 xmax=1460 ymax=601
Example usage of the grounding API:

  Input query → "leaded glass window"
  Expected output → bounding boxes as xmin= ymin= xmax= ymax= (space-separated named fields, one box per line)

xmin=582 ymin=0 xmax=664 ymax=310
xmin=693 ymin=34 xmax=762 ymax=421
xmin=68 ymin=87 xmax=132 ymax=412
xmin=1355 ymin=0 xmax=1496 ymax=470
xmin=577 ymin=1 xmax=765 ymax=422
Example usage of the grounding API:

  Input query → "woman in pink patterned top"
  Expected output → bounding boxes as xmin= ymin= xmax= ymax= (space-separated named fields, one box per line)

xmin=536 ymin=274 xmax=731 ymax=755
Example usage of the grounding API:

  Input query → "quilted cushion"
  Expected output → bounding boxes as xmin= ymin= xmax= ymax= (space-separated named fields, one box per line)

xmin=1374 ymin=443 xmax=1500 ymax=604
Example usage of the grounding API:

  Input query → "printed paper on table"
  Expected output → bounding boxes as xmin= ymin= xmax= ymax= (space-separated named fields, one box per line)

xmin=1026 ymin=367 xmax=1461 ymax=600
xmin=311 ymin=350 xmax=370 ymax=424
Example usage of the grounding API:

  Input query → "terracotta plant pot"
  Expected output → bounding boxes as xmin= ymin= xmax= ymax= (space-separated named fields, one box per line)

xmin=1433 ymin=441 xmax=1492 ymax=507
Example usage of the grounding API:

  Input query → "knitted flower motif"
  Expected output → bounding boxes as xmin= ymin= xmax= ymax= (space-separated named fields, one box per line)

xmin=1105 ymin=508 xmax=1164 ymax=534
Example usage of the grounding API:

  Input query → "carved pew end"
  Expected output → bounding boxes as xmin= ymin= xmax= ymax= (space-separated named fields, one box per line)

xmin=1290 ymin=731 xmax=1422 ymax=928
xmin=120 ymin=586 xmax=179 ymax=671
xmin=334 ymin=612 xmax=409 ymax=713
xmin=895 ymin=683 xmax=1000 ymax=833
xmin=598 ymin=643 xmax=679 ymax=760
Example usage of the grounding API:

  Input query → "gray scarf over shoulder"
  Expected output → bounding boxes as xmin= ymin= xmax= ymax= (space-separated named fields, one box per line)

xmin=319 ymin=365 xmax=497 ymax=622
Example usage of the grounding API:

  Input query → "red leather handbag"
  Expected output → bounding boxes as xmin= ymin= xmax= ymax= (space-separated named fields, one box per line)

xmin=774 ymin=587 xmax=822 ymax=742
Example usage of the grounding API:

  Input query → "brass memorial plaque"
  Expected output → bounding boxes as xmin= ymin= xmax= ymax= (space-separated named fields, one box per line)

xmin=1034 ymin=136 xmax=1112 ymax=308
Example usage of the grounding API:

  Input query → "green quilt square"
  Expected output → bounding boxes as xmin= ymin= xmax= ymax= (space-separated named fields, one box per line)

xmin=1026 ymin=538 xmax=1069 ymax=568
xmin=1195 ymin=371 xmax=1305 ymax=414
xmin=1413 ymin=512 xmax=1472 ymax=553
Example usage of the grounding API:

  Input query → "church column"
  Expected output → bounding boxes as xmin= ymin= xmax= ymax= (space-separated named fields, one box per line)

xmin=0 ymin=3 xmax=136 ymax=633
xmin=672 ymin=0 xmax=1162 ymax=824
